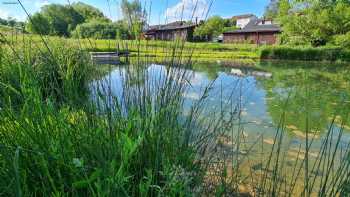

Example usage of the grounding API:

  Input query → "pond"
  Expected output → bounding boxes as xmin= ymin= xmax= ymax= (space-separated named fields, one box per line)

xmin=90 ymin=60 xmax=350 ymax=191
xmin=91 ymin=60 xmax=350 ymax=144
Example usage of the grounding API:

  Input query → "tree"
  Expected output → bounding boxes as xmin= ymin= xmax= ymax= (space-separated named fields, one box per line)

xmin=30 ymin=4 xmax=84 ymax=36
xmin=6 ymin=17 xmax=16 ymax=27
xmin=72 ymin=2 xmax=109 ymax=22
xmin=72 ymin=20 xmax=130 ymax=39
xmin=25 ymin=2 xmax=128 ymax=38
xmin=194 ymin=16 xmax=226 ymax=40
xmin=277 ymin=0 xmax=350 ymax=46
xmin=0 ymin=18 xmax=7 ymax=26
xmin=114 ymin=20 xmax=131 ymax=39
xmin=26 ymin=13 xmax=50 ymax=35
xmin=121 ymin=0 xmax=146 ymax=38
xmin=265 ymin=0 xmax=280 ymax=18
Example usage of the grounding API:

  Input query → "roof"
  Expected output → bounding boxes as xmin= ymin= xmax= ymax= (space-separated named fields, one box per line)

xmin=224 ymin=18 xmax=281 ymax=34
xmin=146 ymin=21 xmax=196 ymax=33
xmin=232 ymin=14 xmax=256 ymax=20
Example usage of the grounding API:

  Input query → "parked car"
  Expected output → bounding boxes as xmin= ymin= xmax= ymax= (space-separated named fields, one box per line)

xmin=212 ymin=34 xmax=223 ymax=43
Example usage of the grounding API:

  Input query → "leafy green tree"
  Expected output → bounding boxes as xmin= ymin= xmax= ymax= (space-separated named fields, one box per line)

xmin=0 ymin=18 xmax=8 ymax=26
xmin=26 ymin=13 xmax=50 ymax=35
xmin=72 ymin=20 xmax=130 ymax=39
xmin=223 ymin=18 xmax=236 ymax=27
xmin=6 ymin=17 xmax=16 ymax=27
xmin=31 ymin=4 xmax=84 ymax=36
xmin=222 ymin=26 xmax=238 ymax=33
xmin=194 ymin=16 xmax=226 ymax=40
xmin=121 ymin=0 xmax=146 ymax=38
xmin=265 ymin=0 xmax=280 ymax=18
xmin=26 ymin=3 xmax=115 ymax=37
xmin=277 ymin=0 xmax=350 ymax=46
xmin=73 ymin=21 xmax=115 ymax=39
xmin=332 ymin=32 xmax=350 ymax=48
xmin=114 ymin=20 xmax=131 ymax=39
xmin=72 ymin=2 xmax=109 ymax=22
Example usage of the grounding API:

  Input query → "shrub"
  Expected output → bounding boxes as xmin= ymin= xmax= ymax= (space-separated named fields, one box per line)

xmin=26 ymin=13 xmax=51 ymax=35
xmin=260 ymin=46 xmax=350 ymax=62
xmin=332 ymin=32 xmax=350 ymax=48
xmin=72 ymin=21 xmax=129 ymax=39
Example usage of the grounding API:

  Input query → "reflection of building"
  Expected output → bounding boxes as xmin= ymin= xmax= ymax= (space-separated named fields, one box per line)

xmin=144 ymin=21 xmax=196 ymax=41
xmin=232 ymin=14 xmax=258 ymax=29
xmin=223 ymin=18 xmax=281 ymax=45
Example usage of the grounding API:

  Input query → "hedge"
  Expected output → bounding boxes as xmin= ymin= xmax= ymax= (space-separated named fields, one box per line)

xmin=260 ymin=46 xmax=350 ymax=62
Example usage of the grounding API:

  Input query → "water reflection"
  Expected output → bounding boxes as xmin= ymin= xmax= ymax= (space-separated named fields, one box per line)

xmin=91 ymin=61 xmax=350 ymax=145
xmin=90 ymin=60 xmax=350 ymax=194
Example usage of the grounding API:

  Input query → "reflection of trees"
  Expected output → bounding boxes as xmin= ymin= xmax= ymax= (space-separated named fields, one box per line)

xmin=259 ymin=64 xmax=350 ymax=133
xmin=192 ymin=62 xmax=221 ymax=80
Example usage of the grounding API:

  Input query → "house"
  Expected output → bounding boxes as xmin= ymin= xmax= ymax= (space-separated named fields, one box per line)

xmin=223 ymin=18 xmax=281 ymax=45
xmin=144 ymin=21 xmax=196 ymax=41
xmin=232 ymin=14 xmax=258 ymax=29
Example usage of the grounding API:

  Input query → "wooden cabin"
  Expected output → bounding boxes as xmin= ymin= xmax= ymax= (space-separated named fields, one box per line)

xmin=223 ymin=19 xmax=281 ymax=45
xmin=144 ymin=21 xmax=196 ymax=41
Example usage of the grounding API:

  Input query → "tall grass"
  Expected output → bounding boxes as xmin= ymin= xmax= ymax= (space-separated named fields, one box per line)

xmin=0 ymin=31 xmax=237 ymax=195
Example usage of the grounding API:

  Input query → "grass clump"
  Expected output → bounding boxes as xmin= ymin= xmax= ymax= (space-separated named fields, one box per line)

xmin=0 ymin=40 xmax=91 ymax=109
xmin=0 ymin=37 xmax=228 ymax=196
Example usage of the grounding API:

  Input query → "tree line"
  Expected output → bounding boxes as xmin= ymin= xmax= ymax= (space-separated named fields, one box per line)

xmin=2 ymin=0 xmax=349 ymax=47
xmin=265 ymin=0 xmax=350 ymax=47
xmin=2 ymin=1 xmax=145 ymax=39
xmin=0 ymin=17 xmax=25 ymax=30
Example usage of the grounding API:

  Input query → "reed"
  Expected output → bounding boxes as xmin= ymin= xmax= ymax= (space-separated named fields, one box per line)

xmin=0 ymin=28 xmax=239 ymax=195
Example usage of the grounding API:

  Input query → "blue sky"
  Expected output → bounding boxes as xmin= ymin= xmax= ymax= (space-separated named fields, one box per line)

xmin=0 ymin=0 xmax=270 ymax=24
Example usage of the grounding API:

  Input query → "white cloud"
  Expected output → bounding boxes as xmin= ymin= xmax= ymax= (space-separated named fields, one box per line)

xmin=165 ymin=0 xmax=209 ymax=23
xmin=34 ymin=0 xmax=50 ymax=8
xmin=0 ymin=8 xmax=26 ymax=21
xmin=0 ymin=8 xmax=10 ymax=19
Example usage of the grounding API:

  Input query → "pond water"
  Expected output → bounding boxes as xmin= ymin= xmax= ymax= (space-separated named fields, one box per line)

xmin=89 ymin=60 xmax=350 ymax=193
xmin=90 ymin=60 xmax=350 ymax=157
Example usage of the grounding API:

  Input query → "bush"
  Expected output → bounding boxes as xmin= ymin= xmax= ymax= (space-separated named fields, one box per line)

xmin=332 ymin=32 xmax=350 ymax=48
xmin=26 ymin=13 xmax=51 ymax=35
xmin=260 ymin=46 xmax=350 ymax=62
xmin=72 ymin=21 xmax=129 ymax=39
xmin=0 ymin=17 xmax=8 ymax=25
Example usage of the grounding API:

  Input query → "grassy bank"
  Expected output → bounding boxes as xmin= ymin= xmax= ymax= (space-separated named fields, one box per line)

xmin=0 ymin=39 xmax=230 ymax=196
xmin=1 ymin=33 xmax=260 ymax=59
xmin=260 ymin=46 xmax=350 ymax=62
xmin=3 ymin=31 xmax=350 ymax=62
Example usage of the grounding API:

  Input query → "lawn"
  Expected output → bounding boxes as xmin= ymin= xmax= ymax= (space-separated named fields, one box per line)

xmin=2 ymin=31 xmax=350 ymax=62
xmin=1 ymin=32 xmax=261 ymax=60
